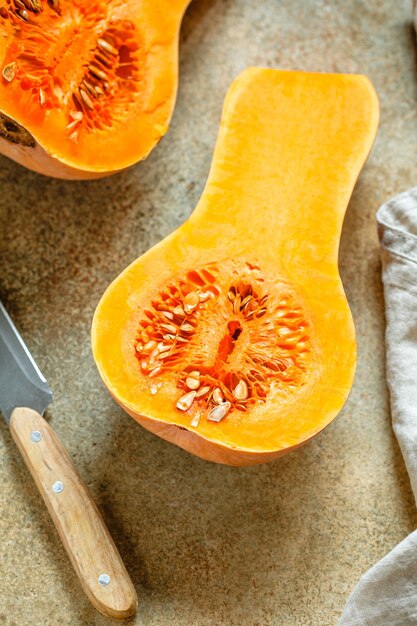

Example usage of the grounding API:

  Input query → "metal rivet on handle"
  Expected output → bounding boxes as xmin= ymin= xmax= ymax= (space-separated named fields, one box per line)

xmin=30 ymin=430 xmax=42 ymax=443
xmin=52 ymin=481 xmax=64 ymax=494
xmin=98 ymin=573 xmax=110 ymax=586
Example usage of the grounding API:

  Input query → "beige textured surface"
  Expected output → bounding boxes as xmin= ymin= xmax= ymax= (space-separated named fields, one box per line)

xmin=1 ymin=1 xmax=417 ymax=624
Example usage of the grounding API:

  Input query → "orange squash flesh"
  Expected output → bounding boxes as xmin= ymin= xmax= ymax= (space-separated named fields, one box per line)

xmin=0 ymin=0 xmax=190 ymax=179
xmin=92 ymin=68 xmax=379 ymax=466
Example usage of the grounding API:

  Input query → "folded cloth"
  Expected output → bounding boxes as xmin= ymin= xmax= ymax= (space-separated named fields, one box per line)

xmin=339 ymin=188 xmax=417 ymax=625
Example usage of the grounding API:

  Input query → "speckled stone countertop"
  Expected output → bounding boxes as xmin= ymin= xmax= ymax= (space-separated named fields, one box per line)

xmin=1 ymin=1 xmax=417 ymax=625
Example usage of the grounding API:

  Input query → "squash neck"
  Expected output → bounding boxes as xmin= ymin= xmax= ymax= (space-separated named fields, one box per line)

xmin=188 ymin=69 xmax=379 ymax=270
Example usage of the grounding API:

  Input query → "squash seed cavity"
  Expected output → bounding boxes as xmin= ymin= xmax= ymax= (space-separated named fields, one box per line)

xmin=0 ymin=0 xmax=142 ymax=137
xmin=134 ymin=261 xmax=313 ymax=427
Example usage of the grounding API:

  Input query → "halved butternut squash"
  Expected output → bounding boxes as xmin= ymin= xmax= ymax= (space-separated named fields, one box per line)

xmin=0 ymin=0 xmax=190 ymax=179
xmin=92 ymin=68 xmax=379 ymax=465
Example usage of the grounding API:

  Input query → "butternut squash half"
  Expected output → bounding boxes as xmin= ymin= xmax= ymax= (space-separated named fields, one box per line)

xmin=92 ymin=68 xmax=379 ymax=466
xmin=0 ymin=0 xmax=190 ymax=179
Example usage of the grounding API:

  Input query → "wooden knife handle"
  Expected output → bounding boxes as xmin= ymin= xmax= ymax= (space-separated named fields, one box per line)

xmin=10 ymin=407 xmax=138 ymax=620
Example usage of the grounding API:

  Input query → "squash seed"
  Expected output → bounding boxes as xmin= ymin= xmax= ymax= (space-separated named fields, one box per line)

xmin=70 ymin=110 xmax=83 ymax=121
xmin=190 ymin=412 xmax=201 ymax=427
xmin=240 ymin=295 xmax=252 ymax=309
xmin=148 ymin=365 xmax=162 ymax=378
xmin=176 ymin=391 xmax=196 ymax=412
xmin=180 ymin=323 xmax=194 ymax=333
xmin=79 ymin=88 xmax=94 ymax=110
xmin=83 ymin=80 xmax=97 ymax=98
xmin=185 ymin=371 xmax=200 ymax=390
xmin=163 ymin=333 xmax=176 ymax=341
xmin=143 ymin=340 xmax=157 ymax=353
xmin=173 ymin=305 xmax=185 ymax=317
xmin=66 ymin=120 xmax=79 ymax=132
xmin=233 ymin=380 xmax=248 ymax=401
xmin=207 ymin=402 xmax=231 ymax=422
xmin=2 ymin=62 xmax=17 ymax=82
xmin=97 ymin=38 xmax=118 ymax=56
xmin=212 ymin=388 xmax=224 ymax=405
xmin=150 ymin=382 xmax=163 ymax=395
xmin=233 ymin=295 xmax=241 ymax=314
xmin=183 ymin=291 xmax=199 ymax=313
xmin=18 ymin=8 xmax=29 ymax=20
xmin=161 ymin=322 xmax=177 ymax=334
xmin=195 ymin=385 xmax=210 ymax=398
xmin=89 ymin=65 xmax=108 ymax=81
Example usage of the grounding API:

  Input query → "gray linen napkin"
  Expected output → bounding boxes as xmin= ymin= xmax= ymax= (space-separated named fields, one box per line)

xmin=339 ymin=188 xmax=417 ymax=625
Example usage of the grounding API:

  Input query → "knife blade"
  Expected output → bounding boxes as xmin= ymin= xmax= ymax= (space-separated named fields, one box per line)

xmin=0 ymin=300 xmax=137 ymax=619
xmin=0 ymin=301 xmax=53 ymax=420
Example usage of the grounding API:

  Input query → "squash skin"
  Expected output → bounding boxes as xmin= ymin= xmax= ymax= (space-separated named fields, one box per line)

xmin=0 ymin=0 xmax=191 ymax=179
xmin=111 ymin=397 xmax=309 ymax=467
xmin=92 ymin=68 xmax=379 ymax=466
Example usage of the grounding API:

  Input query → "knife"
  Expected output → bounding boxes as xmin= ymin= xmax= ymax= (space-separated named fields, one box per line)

xmin=0 ymin=300 xmax=138 ymax=619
